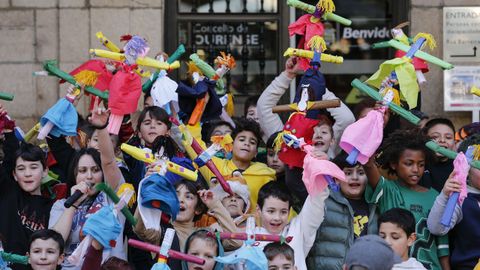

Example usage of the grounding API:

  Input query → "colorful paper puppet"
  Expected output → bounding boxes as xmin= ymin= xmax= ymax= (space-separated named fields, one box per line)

xmin=366 ymin=33 xmax=438 ymax=109
xmin=277 ymin=38 xmax=340 ymax=168
xmin=283 ymin=133 xmax=345 ymax=192
xmin=351 ymin=79 xmax=420 ymax=125
xmin=120 ymin=143 xmax=198 ymax=181
xmin=339 ymin=90 xmax=394 ymax=165
xmin=287 ymin=0 xmax=351 ymax=69
xmin=101 ymin=35 xmax=148 ymax=135
xmin=214 ymin=217 xmax=268 ymax=270
xmin=388 ymin=23 xmax=430 ymax=85
xmin=38 ymin=71 xmax=99 ymax=140
xmin=95 ymin=31 xmax=152 ymax=78
xmin=68 ymin=203 xmax=126 ymax=266
xmin=178 ymin=52 xmax=236 ymax=126
xmin=440 ymin=149 xmax=471 ymax=227
xmin=371 ymin=33 xmax=453 ymax=71
xmin=138 ymin=173 xmax=180 ymax=228
xmin=171 ymin=117 xmax=233 ymax=195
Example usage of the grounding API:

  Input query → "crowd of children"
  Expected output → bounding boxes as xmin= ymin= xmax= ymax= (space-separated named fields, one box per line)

xmin=1 ymin=26 xmax=480 ymax=270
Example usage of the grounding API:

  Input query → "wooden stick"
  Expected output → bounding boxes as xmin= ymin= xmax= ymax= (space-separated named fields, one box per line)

xmin=272 ymin=99 xmax=340 ymax=113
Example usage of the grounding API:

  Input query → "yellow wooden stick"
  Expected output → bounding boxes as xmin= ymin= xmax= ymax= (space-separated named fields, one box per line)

xmin=89 ymin=49 xmax=180 ymax=70
xmin=283 ymin=48 xmax=343 ymax=64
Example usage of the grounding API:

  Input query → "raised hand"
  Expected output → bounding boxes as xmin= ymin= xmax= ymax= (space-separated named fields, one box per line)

xmin=285 ymin=56 xmax=301 ymax=79
xmin=198 ymin=189 xmax=217 ymax=209
xmin=88 ymin=96 xmax=110 ymax=129
xmin=442 ymin=171 xmax=462 ymax=197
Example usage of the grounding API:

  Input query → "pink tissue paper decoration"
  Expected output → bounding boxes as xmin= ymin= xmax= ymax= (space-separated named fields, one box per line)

xmin=453 ymin=152 xmax=469 ymax=204
xmin=302 ymin=145 xmax=346 ymax=195
xmin=339 ymin=108 xmax=385 ymax=165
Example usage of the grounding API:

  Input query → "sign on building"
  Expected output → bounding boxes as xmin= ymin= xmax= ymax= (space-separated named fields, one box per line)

xmin=443 ymin=7 xmax=480 ymax=113
xmin=443 ymin=7 xmax=480 ymax=63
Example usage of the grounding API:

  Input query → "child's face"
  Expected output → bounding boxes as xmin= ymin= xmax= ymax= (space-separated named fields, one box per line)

xmin=232 ymin=131 xmax=258 ymax=163
xmin=176 ymin=185 xmax=199 ymax=223
xmin=139 ymin=113 xmax=169 ymax=146
xmin=312 ymin=124 xmax=334 ymax=153
xmin=379 ymin=222 xmax=415 ymax=261
xmin=257 ymin=197 xmax=290 ymax=234
xmin=211 ymin=125 xmax=232 ymax=138
xmin=391 ymin=149 xmax=425 ymax=187
xmin=427 ymin=124 xmax=455 ymax=153
xmin=268 ymin=254 xmax=296 ymax=270
xmin=87 ymin=130 xmax=118 ymax=152
xmin=87 ymin=130 xmax=100 ymax=150
xmin=14 ymin=158 xmax=47 ymax=196
xmin=339 ymin=165 xmax=367 ymax=200
xmin=221 ymin=194 xmax=245 ymax=218
xmin=267 ymin=149 xmax=285 ymax=175
xmin=28 ymin=238 xmax=64 ymax=270
xmin=187 ymin=238 xmax=217 ymax=270
xmin=468 ymin=167 xmax=480 ymax=190
xmin=76 ymin=154 xmax=103 ymax=196
xmin=246 ymin=105 xmax=259 ymax=123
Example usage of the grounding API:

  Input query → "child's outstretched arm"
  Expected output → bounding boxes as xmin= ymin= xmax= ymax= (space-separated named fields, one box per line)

xmin=198 ymin=189 xmax=243 ymax=250
xmin=322 ymin=89 xmax=355 ymax=156
xmin=364 ymin=156 xmax=382 ymax=190
xmin=257 ymin=57 xmax=299 ymax=143
xmin=89 ymin=101 xmax=123 ymax=191
xmin=288 ymin=187 xmax=329 ymax=267
xmin=427 ymin=173 xmax=463 ymax=235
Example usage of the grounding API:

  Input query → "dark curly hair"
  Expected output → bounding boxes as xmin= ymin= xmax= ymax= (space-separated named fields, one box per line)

xmin=376 ymin=128 xmax=432 ymax=175
xmin=231 ymin=118 xmax=262 ymax=148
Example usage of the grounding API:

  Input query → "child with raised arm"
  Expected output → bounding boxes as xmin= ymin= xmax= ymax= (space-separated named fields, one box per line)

xmin=49 ymin=106 xmax=126 ymax=269
xmin=306 ymin=151 xmax=379 ymax=270
xmin=255 ymin=180 xmax=329 ymax=270
xmin=0 ymin=103 xmax=54 ymax=270
xmin=257 ymin=56 xmax=355 ymax=154
xmin=364 ymin=129 xmax=449 ymax=270
xmin=427 ymin=133 xmax=480 ymax=270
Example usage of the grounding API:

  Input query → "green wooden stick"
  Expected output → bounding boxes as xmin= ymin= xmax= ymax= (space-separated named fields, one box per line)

xmin=0 ymin=92 xmax=14 ymax=101
xmin=95 ymin=183 xmax=137 ymax=226
xmin=286 ymin=0 xmax=352 ymax=26
xmin=43 ymin=60 xmax=109 ymax=100
xmin=351 ymin=79 xmax=420 ymax=125
xmin=372 ymin=40 xmax=453 ymax=70
xmin=426 ymin=141 xmax=480 ymax=169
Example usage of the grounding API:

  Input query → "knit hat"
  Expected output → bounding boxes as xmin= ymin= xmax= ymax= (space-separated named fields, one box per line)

xmin=211 ymin=181 xmax=250 ymax=214
xmin=345 ymin=235 xmax=402 ymax=270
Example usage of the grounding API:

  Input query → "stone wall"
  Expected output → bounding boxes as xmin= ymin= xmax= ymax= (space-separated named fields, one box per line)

xmin=0 ymin=0 xmax=164 ymax=131
xmin=411 ymin=0 xmax=478 ymax=130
